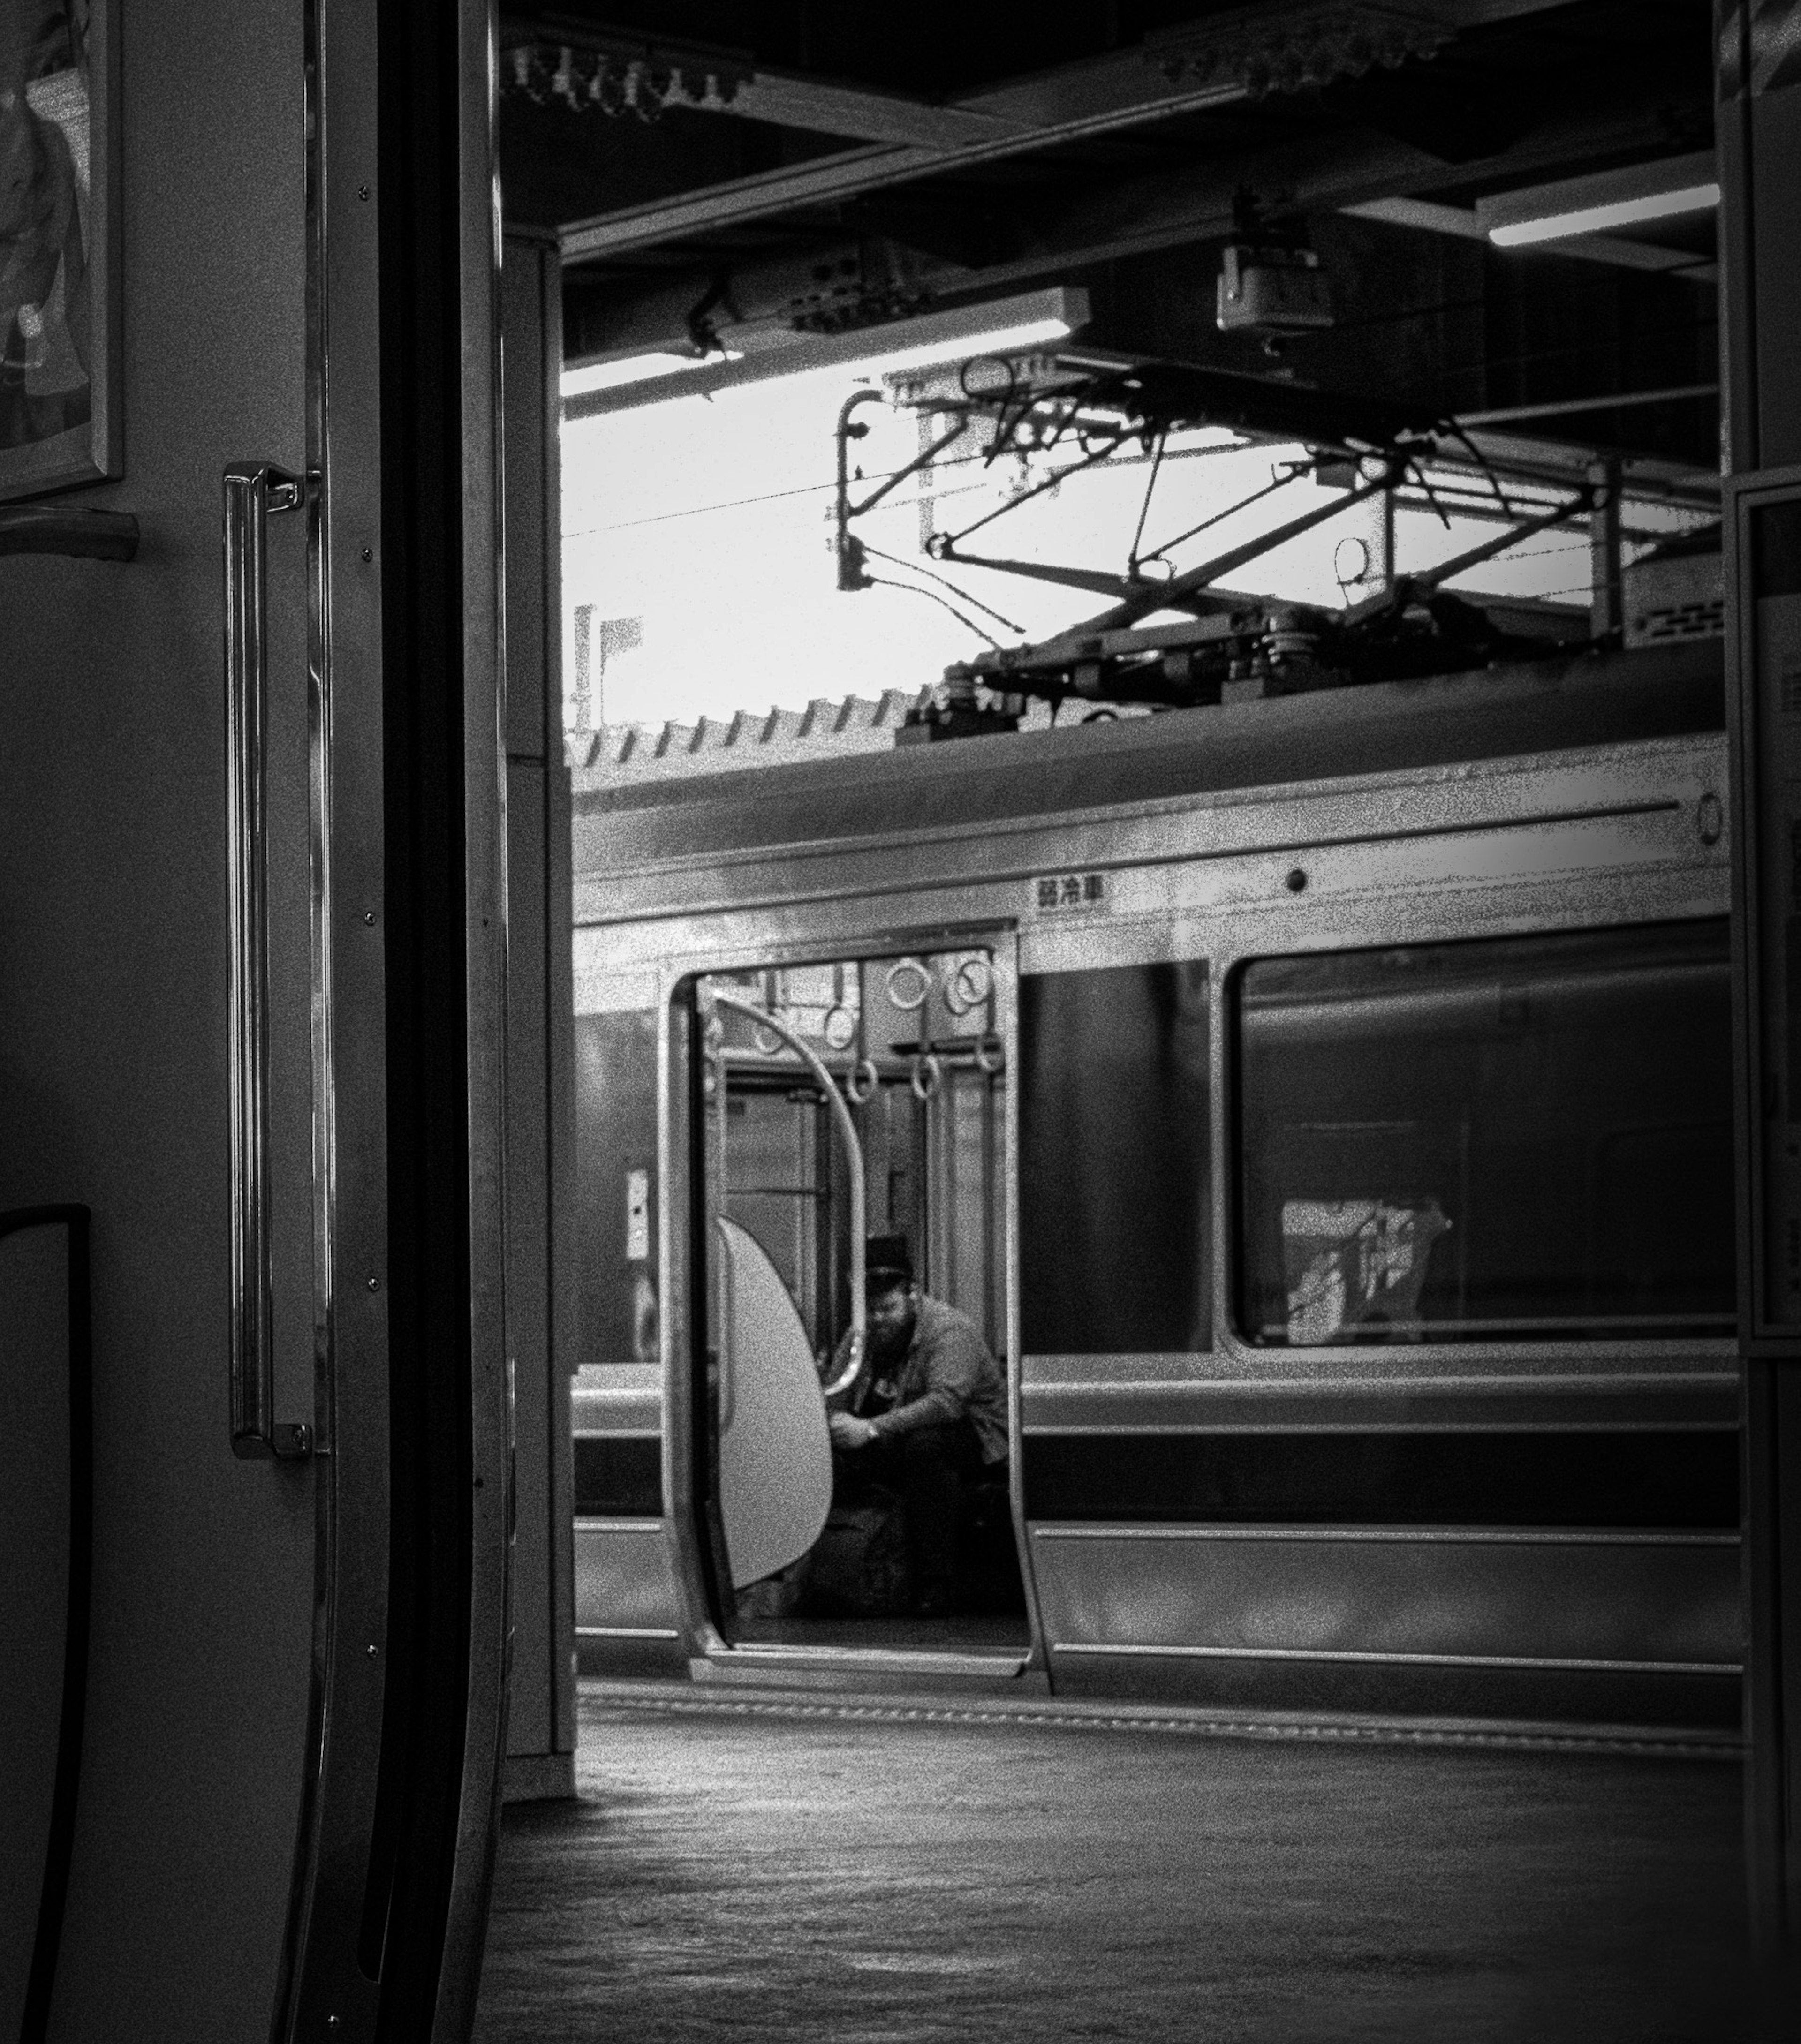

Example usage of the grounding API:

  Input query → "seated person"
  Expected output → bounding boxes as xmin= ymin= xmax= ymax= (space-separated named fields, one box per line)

xmin=826 ymin=1235 xmax=1007 ymax=1615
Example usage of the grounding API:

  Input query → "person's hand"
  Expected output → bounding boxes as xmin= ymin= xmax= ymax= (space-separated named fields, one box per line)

xmin=829 ymin=1412 xmax=878 ymax=1449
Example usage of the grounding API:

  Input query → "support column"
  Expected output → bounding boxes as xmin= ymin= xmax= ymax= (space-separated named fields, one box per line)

xmin=1718 ymin=0 xmax=1801 ymax=2019
xmin=499 ymin=228 xmax=579 ymax=1802
xmin=1369 ymin=484 xmax=1396 ymax=599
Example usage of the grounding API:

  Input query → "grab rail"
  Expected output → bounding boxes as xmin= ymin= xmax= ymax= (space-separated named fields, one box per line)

xmin=709 ymin=991 xmax=867 ymax=1396
xmin=222 ymin=463 xmax=310 ymax=1460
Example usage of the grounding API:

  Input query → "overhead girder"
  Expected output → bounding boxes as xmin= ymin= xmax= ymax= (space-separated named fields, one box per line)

xmin=543 ymin=0 xmax=1601 ymax=263
xmin=563 ymin=85 xmax=1710 ymax=363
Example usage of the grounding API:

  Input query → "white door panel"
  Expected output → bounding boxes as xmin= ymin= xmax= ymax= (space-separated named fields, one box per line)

xmin=717 ymin=1218 xmax=835 ymax=1589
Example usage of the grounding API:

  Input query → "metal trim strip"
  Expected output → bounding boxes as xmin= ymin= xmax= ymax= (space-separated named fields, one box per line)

xmin=713 ymin=1643 xmax=1030 ymax=1678
xmin=1019 ymin=1357 xmax=1740 ymax=1380
xmin=432 ymin=7 xmax=512 ymax=2039
xmin=581 ymin=1677 xmax=1743 ymax=1758
xmin=1050 ymin=1642 xmax=1744 ymax=1674
xmin=272 ymin=0 xmax=389 ymax=2025
xmin=1029 ymin=1523 xmax=1742 ymax=1546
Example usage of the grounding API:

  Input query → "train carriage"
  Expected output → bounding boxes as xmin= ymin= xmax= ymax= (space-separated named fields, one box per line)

xmin=569 ymin=637 xmax=1740 ymax=1736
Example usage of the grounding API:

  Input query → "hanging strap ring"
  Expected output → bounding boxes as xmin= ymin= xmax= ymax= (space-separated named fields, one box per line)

xmin=751 ymin=1019 xmax=785 ymax=1057
xmin=974 ymin=1033 xmax=1004 ymax=1076
xmin=822 ymin=1002 xmax=858 ymax=1051
xmin=911 ymin=1050 xmax=942 ymax=1101
xmin=944 ymin=955 xmax=993 ymax=1017
xmin=844 ymin=1057 xmax=879 ymax=1105
xmin=885 ymin=957 xmax=932 ymax=1013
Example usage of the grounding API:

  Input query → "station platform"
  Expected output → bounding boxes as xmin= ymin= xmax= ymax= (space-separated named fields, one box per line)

xmin=472 ymin=1678 xmax=1752 ymax=2044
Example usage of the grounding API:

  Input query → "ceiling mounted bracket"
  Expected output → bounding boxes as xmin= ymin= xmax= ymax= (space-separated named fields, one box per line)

xmin=1144 ymin=4 xmax=1456 ymax=98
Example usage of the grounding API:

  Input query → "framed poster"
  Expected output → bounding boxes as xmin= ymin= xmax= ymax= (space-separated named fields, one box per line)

xmin=0 ymin=0 xmax=118 ymax=499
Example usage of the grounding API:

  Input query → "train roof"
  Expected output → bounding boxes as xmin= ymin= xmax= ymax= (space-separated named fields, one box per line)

xmin=571 ymin=641 xmax=1722 ymax=901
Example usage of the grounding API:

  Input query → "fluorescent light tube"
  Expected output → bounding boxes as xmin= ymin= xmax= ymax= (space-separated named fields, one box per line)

xmin=562 ymin=348 xmax=742 ymax=398
xmin=1490 ymin=182 xmax=1719 ymax=246
xmin=563 ymin=286 xmax=1089 ymax=418
xmin=865 ymin=313 xmax=1073 ymax=377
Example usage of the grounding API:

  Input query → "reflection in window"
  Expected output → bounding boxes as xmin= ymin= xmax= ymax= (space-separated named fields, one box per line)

xmin=1235 ymin=922 xmax=1734 ymax=1344
xmin=1021 ymin=961 xmax=1211 ymax=1354
xmin=1281 ymin=1199 xmax=1451 ymax=1344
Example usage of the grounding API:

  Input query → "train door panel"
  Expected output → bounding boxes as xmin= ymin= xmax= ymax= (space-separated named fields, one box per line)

xmin=1015 ymin=938 xmax=1218 ymax=1690
xmin=687 ymin=943 xmax=1031 ymax=1663
xmin=0 ymin=3 xmax=507 ymax=2036
xmin=713 ymin=1216 xmax=834 ymax=1588
xmin=1018 ymin=898 xmax=1740 ymax=1726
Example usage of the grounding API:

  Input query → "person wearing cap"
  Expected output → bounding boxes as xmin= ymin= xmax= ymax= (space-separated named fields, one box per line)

xmin=826 ymin=1235 xmax=1008 ymax=1615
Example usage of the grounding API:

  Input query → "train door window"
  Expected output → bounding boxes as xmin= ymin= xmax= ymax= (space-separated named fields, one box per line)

xmin=694 ymin=950 xmax=1025 ymax=1652
xmin=575 ymin=1006 xmax=661 ymax=1371
xmin=1233 ymin=920 xmax=1735 ymax=1345
xmin=1019 ymin=961 xmax=1211 ymax=1354
xmin=570 ymin=1003 xmax=665 ymax=1524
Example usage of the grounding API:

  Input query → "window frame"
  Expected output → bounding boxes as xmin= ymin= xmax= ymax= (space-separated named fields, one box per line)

xmin=1225 ymin=918 xmax=1736 ymax=1352
xmin=1208 ymin=892 xmax=1738 ymax=1381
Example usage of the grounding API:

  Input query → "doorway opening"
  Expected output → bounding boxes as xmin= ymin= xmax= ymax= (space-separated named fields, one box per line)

xmin=691 ymin=947 xmax=1029 ymax=1663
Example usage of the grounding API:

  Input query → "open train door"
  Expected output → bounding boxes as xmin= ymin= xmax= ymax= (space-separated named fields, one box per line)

xmin=0 ymin=3 xmax=509 ymax=2039
xmin=679 ymin=945 xmax=1036 ymax=1680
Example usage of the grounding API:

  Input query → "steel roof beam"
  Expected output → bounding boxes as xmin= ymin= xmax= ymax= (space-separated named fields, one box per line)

xmin=562 ymin=94 xmax=1710 ymax=365
xmin=558 ymin=0 xmax=1593 ymax=264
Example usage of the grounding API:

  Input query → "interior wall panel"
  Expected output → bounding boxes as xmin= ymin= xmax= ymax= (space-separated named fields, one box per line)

xmin=0 ymin=2 xmax=315 ymax=2033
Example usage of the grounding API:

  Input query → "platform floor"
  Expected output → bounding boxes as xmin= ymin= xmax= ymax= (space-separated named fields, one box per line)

xmin=472 ymin=1681 xmax=1751 ymax=2044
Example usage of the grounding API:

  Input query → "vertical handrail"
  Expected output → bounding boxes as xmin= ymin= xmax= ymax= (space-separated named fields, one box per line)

xmin=704 ymin=1017 xmax=731 ymax=1421
xmin=223 ymin=463 xmax=310 ymax=1460
xmin=710 ymin=991 xmax=867 ymax=1395
xmin=6 ymin=1204 xmax=91 ymax=2044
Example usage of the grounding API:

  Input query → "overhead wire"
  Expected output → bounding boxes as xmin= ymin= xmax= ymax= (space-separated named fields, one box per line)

xmin=862 ymin=572 xmax=1006 ymax=651
xmin=1127 ymin=425 xmax=1169 ymax=574
xmin=566 ymin=429 xmax=1259 ymax=541
xmin=1137 ymin=459 xmax=1310 ymax=568
xmin=859 ymin=542 xmax=1022 ymax=632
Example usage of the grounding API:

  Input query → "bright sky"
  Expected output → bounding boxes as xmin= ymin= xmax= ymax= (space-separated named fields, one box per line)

xmin=560 ymin=349 xmax=1698 ymax=736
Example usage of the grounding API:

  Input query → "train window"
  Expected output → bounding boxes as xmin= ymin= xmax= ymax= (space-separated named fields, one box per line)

xmin=1020 ymin=962 xmax=1211 ymax=1354
xmin=574 ymin=1007 xmax=661 ymax=1367
xmin=1233 ymin=920 xmax=1735 ymax=1344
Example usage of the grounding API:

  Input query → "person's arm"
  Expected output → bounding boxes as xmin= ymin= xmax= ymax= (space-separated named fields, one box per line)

xmin=867 ymin=1320 xmax=988 ymax=1442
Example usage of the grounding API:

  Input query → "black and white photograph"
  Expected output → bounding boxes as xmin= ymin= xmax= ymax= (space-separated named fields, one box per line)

xmin=0 ymin=0 xmax=114 ymax=499
xmin=1 ymin=5 xmax=1794 ymax=2043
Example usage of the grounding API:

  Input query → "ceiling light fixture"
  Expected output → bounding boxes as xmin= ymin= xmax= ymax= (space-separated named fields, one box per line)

xmin=563 ymin=286 xmax=1089 ymax=419
xmin=561 ymin=348 xmax=742 ymax=398
xmin=863 ymin=312 xmax=1077 ymax=377
xmin=1489 ymin=183 xmax=1719 ymax=246
xmin=1478 ymin=151 xmax=1718 ymax=249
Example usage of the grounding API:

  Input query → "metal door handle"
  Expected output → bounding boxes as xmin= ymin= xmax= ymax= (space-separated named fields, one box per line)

xmin=224 ymin=462 xmax=310 ymax=1459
